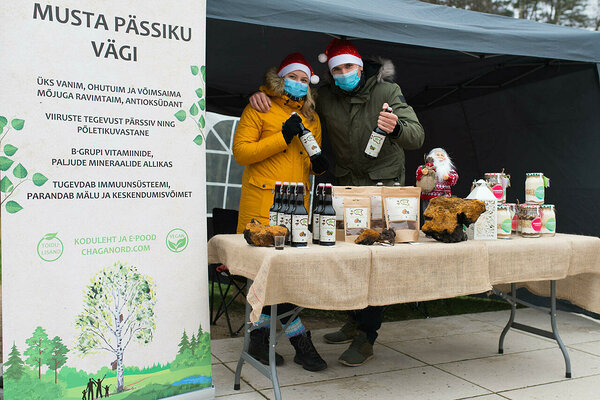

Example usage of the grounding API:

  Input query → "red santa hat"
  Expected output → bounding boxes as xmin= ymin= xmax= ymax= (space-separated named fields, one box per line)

xmin=318 ymin=39 xmax=363 ymax=71
xmin=277 ymin=53 xmax=320 ymax=85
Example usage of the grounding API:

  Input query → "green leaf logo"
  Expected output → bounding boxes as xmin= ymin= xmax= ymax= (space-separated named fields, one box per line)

xmin=501 ymin=219 xmax=512 ymax=233
xmin=174 ymin=110 xmax=187 ymax=122
xmin=189 ymin=103 xmax=199 ymax=116
xmin=198 ymin=115 xmax=205 ymax=129
xmin=166 ymin=228 xmax=189 ymax=253
xmin=32 ymin=172 xmax=48 ymax=186
xmin=11 ymin=118 xmax=25 ymax=130
xmin=44 ymin=232 xmax=58 ymax=240
xmin=0 ymin=116 xmax=7 ymax=128
xmin=195 ymin=88 xmax=203 ymax=98
xmin=198 ymin=98 xmax=206 ymax=111
xmin=534 ymin=186 xmax=544 ymax=200
xmin=0 ymin=176 xmax=13 ymax=193
xmin=13 ymin=163 xmax=28 ymax=179
xmin=191 ymin=65 xmax=199 ymax=76
xmin=201 ymin=66 xmax=206 ymax=82
xmin=6 ymin=200 xmax=23 ymax=213
xmin=0 ymin=156 xmax=14 ymax=171
xmin=3 ymin=144 xmax=18 ymax=156
xmin=193 ymin=135 xmax=203 ymax=146
xmin=545 ymin=217 xmax=556 ymax=232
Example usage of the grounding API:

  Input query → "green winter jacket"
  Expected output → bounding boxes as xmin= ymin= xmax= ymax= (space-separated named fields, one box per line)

xmin=316 ymin=58 xmax=425 ymax=186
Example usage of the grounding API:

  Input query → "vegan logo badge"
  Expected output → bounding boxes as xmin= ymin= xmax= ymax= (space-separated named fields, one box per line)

xmin=166 ymin=228 xmax=189 ymax=253
xmin=37 ymin=232 xmax=63 ymax=262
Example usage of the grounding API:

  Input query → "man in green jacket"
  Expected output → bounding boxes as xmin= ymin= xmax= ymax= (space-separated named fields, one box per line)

xmin=249 ymin=39 xmax=425 ymax=366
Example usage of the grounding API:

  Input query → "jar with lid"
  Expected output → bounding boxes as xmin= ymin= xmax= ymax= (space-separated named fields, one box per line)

xmin=504 ymin=203 xmax=518 ymax=233
xmin=525 ymin=173 xmax=549 ymax=204
xmin=497 ymin=204 xmax=512 ymax=239
xmin=485 ymin=172 xmax=510 ymax=203
xmin=518 ymin=204 xmax=542 ymax=237
xmin=541 ymin=204 xmax=556 ymax=236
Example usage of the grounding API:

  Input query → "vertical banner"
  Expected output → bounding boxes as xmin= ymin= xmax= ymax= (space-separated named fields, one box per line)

xmin=1 ymin=2 xmax=213 ymax=399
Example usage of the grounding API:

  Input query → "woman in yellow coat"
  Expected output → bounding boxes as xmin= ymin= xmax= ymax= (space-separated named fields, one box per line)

xmin=233 ymin=53 xmax=328 ymax=372
xmin=233 ymin=54 xmax=328 ymax=233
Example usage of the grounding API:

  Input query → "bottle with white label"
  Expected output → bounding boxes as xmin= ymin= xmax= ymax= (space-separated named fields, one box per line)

xmin=312 ymin=183 xmax=324 ymax=244
xmin=269 ymin=181 xmax=282 ymax=226
xmin=284 ymin=183 xmax=296 ymax=244
xmin=319 ymin=184 xmax=336 ymax=246
xmin=364 ymin=106 xmax=393 ymax=159
xmin=292 ymin=112 xmax=322 ymax=160
xmin=277 ymin=182 xmax=289 ymax=226
xmin=291 ymin=183 xmax=309 ymax=247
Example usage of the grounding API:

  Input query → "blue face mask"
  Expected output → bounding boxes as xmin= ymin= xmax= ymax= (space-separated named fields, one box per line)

xmin=284 ymin=78 xmax=308 ymax=99
xmin=333 ymin=69 xmax=361 ymax=91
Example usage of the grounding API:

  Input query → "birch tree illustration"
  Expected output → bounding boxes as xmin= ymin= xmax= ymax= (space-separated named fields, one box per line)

xmin=75 ymin=262 xmax=157 ymax=393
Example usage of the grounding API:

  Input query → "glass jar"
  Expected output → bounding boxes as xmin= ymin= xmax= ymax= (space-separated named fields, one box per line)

xmin=504 ymin=203 xmax=518 ymax=233
xmin=525 ymin=173 xmax=547 ymax=204
xmin=518 ymin=204 xmax=542 ymax=237
xmin=485 ymin=172 xmax=509 ymax=203
xmin=497 ymin=204 xmax=512 ymax=239
xmin=541 ymin=204 xmax=556 ymax=236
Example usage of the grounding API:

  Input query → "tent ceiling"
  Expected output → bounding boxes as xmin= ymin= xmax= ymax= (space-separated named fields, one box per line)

xmin=207 ymin=0 xmax=600 ymax=63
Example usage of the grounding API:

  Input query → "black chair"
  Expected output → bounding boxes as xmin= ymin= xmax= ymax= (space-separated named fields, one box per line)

xmin=209 ymin=208 xmax=247 ymax=337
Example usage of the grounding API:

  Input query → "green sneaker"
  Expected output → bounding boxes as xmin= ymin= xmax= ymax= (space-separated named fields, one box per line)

xmin=323 ymin=318 xmax=358 ymax=344
xmin=338 ymin=330 xmax=373 ymax=367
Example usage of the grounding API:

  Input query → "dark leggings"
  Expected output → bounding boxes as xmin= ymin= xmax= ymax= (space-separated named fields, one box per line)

xmin=261 ymin=303 xmax=298 ymax=325
xmin=349 ymin=306 xmax=384 ymax=344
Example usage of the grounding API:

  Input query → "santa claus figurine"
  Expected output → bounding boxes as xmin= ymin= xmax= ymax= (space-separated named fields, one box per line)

xmin=416 ymin=148 xmax=459 ymax=206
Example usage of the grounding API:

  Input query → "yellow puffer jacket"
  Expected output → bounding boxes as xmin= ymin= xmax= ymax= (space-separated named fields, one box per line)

xmin=233 ymin=79 xmax=321 ymax=233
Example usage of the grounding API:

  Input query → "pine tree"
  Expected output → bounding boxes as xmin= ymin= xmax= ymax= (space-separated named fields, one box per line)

xmin=177 ymin=330 xmax=190 ymax=355
xmin=189 ymin=334 xmax=198 ymax=355
xmin=4 ymin=342 xmax=25 ymax=381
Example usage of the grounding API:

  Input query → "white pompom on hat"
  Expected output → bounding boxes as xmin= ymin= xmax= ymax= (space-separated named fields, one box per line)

xmin=277 ymin=52 xmax=320 ymax=85
xmin=318 ymin=39 xmax=363 ymax=71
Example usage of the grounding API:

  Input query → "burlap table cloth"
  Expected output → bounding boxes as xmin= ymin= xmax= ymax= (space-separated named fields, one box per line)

xmin=207 ymin=234 xmax=372 ymax=323
xmin=207 ymin=233 xmax=600 ymax=323
xmin=367 ymin=236 xmax=491 ymax=305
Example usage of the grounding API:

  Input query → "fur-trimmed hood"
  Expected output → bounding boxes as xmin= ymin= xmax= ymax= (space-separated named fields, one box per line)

xmin=370 ymin=56 xmax=396 ymax=83
xmin=259 ymin=67 xmax=318 ymax=121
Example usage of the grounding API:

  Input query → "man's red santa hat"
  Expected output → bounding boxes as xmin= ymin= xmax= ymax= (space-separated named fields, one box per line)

xmin=318 ymin=39 xmax=363 ymax=71
xmin=277 ymin=53 xmax=320 ymax=85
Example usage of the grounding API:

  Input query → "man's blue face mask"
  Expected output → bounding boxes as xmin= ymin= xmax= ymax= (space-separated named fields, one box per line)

xmin=284 ymin=78 xmax=308 ymax=99
xmin=333 ymin=68 xmax=360 ymax=91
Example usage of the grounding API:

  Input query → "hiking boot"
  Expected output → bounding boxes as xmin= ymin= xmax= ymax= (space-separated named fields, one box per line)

xmin=338 ymin=330 xmax=373 ymax=367
xmin=323 ymin=316 xmax=358 ymax=344
xmin=248 ymin=327 xmax=284 ymax=366
xmin=289 ymin=331 xmax=328 ymax=372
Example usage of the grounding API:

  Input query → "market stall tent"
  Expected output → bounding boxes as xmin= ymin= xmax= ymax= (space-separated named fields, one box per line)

xmin=206 ymin=0 xmax=600 ymax=236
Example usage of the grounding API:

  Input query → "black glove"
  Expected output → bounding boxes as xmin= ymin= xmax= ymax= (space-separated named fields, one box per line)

xmin=311 ymin=153 xmax=329 ymax=175
xmin=282 ymin=114 xmax=303 ymax=144
xmin=388 ymin=119 xmax=405 ymax=139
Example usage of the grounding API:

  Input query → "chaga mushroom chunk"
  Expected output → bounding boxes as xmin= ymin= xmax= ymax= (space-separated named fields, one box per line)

xmin=422 ymin=197 xmax=485 ymax=243
xmin=243 ymin=219 xmax=288 ymax=247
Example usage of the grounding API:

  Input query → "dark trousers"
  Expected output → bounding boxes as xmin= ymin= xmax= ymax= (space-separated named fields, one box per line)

xmin=261 ymin=303 xmax=297 ymax=325
xmin=349 ymin=306 xmax=384 ymax=344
